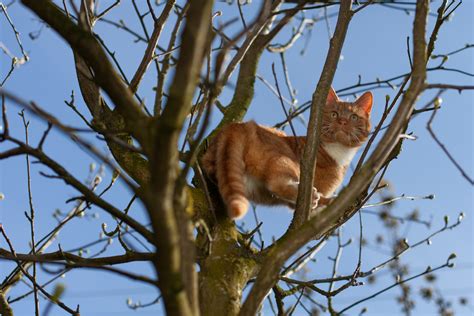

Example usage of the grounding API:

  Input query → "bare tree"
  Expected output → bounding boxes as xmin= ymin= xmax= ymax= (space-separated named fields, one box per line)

xmin=0 ymin=0 xmax=472 ymax=315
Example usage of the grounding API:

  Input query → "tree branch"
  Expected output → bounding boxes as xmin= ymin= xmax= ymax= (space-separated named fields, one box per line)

xmin=0 ymin=248 xmax=154 ymax=266
xmin=129 ymin=0 xmax=175 ymax=94
xmin=21 ymin=0 xmax=151 ymax=145
xmin=147 ymin=1 xmax=213 ymax=315
xmin=0 ymin=289 xmax=13 ymax=316
xmin=424 ymin=83 xmax=474 ymax=91
xmin=0 ymin=248 xmax=157 ymax=287
xmin=290 ymin=0 xmax=353 ymax=229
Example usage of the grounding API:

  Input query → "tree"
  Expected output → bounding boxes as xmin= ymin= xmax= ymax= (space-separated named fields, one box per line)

xmin=0 ymin=0 xmax=472 ymax=315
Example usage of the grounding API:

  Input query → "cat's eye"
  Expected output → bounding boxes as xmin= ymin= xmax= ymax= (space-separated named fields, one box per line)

xmin=330 ymin=112 xmax=338 ymax=119
xmin=350 ymin=114 xmax=359 ymax=121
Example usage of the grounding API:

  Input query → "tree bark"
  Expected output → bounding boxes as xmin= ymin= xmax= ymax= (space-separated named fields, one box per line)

xmin=0 ymin=290 xmax=13 ymax=316
xmin=199 ymin=219 xmax=258 ymax=316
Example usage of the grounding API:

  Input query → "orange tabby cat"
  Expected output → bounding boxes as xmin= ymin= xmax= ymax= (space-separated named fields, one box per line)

xmin=202 ymin=88 xmax=373 ymax=219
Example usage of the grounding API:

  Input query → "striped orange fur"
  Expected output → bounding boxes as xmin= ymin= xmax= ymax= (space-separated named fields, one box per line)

xmin=202 ymin=88 xmax=373 ymax=219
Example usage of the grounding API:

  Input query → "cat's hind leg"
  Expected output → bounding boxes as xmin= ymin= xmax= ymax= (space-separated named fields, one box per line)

xmin=264 ymin=156 xmax=321 ymax=210
xmin=263 ymin=156 xmax=301 ymax=205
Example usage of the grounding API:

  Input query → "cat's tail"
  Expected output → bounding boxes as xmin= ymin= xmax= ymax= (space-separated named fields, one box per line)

xmin=215 ymin=124 xmax=249 ymax=219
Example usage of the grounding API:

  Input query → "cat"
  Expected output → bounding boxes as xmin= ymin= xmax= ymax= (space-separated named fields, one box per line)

xmin=201 ymin=87 xmax=373 ymax=219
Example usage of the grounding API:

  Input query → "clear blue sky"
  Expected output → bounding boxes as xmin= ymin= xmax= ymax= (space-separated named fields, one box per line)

xmin=1 ymin=1 xmax=472 ymax=315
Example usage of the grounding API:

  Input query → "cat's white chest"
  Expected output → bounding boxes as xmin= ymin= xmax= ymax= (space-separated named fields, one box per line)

xmin=322 ymin=142 xmax=358 ymax=166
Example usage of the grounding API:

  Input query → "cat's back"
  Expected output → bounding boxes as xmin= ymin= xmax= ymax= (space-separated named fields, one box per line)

xmin=226 ymin=121 xmax=290 ymax=153
xmin=220 ymin=120 xmax=285 ymax=137
xmin=201 ymin=121 xmax=256 ymax=176
xmin=207 ymin=120 xmax=286 ymax=150
xmin=201 ymin=121 xmax=291 ymax=177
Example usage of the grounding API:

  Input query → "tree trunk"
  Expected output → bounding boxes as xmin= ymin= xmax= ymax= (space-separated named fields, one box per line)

xmin=198 ymin=220 xmax=259 ymax=315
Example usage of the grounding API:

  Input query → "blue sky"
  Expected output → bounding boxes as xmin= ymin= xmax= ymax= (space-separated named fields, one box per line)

xmin=1 ymin=1 xmax=473 ymax=315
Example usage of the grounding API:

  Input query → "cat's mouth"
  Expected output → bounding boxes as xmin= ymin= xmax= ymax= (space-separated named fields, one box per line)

xmin=335 ymin=130 xmax=364 ymax=147
xmin=334 ymin=130 xmax=351 ymax=143
xmin=322 ymin=128 xmax=359 ymax=146
xmin=337 ymin=131 xmax=363 ymax=147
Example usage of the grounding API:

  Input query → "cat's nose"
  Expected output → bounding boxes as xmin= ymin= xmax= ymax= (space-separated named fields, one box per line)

xmin=338 ymin=118 xmax=348 ymax=125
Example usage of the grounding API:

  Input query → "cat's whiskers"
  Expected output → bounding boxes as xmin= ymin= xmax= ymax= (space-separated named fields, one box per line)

xmin=350 ymin=133 xmax=361 ymax=146
xmin=321 ymin=125 xmax=333 ymax=138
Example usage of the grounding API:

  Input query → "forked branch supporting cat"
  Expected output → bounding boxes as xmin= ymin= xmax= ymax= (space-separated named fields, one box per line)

xmin=202 ymin=87 xmax=373 ymax=219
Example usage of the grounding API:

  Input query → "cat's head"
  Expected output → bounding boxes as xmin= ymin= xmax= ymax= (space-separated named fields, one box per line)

xmin=321 ymin=87 xmax=373 ymax=147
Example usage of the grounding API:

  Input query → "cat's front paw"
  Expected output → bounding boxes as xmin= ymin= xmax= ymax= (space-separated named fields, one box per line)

xmin=311 ymin=187 xmax=321 ymax=210
xmin=310 ymin=195 xmax=335 ymax=217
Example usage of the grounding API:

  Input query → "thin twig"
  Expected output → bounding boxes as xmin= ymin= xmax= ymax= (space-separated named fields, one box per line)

xmin=19 ymin=111 xmax=40 ymax=316
xmin=271 ymin=63 xmax=297 ymax=138
xmin=129 ymin=0 xmax=175 ymax=93
xmin=361 ymin=193 xmax=435 ymax=209
xmin=95 ymin=0 xmax=120 ymax=20
xmin=426 ymin=106 xmax=473 ymax=185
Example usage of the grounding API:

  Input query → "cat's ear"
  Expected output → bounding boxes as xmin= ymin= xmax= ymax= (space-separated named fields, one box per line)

xmin=327 ymin=87 xmax=339 ymax=104
xmin=355 ymin=91 xmax=373 ymax=115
